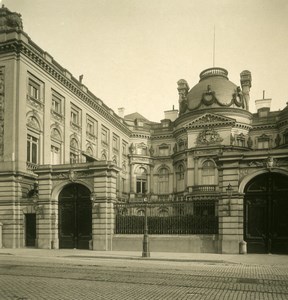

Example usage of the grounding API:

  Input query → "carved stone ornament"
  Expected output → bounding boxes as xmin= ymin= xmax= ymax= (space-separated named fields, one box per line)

xmin=0 ymin=5 xmax=23 ymax=31
xmin=129 ymin=143 xmax=135 ymax=154
xmin=201 ymin=85 xmax=218 ymax=106
xmin=27 ymin=116 xmax=40 ymax=131
xmin=232 ymin=86 xmax=245 ymax=108
xmin=68 ymin=169 xmax=78 ymax=182
xmin=196 ymin=128 xmax=223 ymax=145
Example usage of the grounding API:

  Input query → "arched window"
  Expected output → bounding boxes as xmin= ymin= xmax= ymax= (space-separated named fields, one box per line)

xmin=202 ymin=160 xmax=215 ymax=185
xmin=158 ymin=167 xmax=169 ymax=194
xmin=178 ymin=164 xmax=184 ymax=180
xmin=176 ymin=164 xmax=185 ymax=192
xmin=26 ymin=115 xmax=41 ymax=166
xmin=51 ymin=128 xmax=62 ymax=165
xmin=136 ymin=167 xmax=147 ymax=194
xmin=70 ymin=137 xmax=79 ymax=164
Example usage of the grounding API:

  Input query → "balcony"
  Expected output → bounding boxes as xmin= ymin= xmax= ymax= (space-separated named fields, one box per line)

xmin=193 ymin=185 xmax=217 ymax=192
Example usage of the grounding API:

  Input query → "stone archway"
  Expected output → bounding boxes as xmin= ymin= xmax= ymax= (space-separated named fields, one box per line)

xmin=58 ymin=183 xmax=92 ymax=249
xmin=244 ymin=172 xmax=288 ymax=254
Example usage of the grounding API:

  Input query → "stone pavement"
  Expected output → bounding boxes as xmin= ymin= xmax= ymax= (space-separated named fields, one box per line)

xmin=1 ymin=248 xmax=288 ymax=299
xmin=0 ymin=247 xmax=287 ymax=266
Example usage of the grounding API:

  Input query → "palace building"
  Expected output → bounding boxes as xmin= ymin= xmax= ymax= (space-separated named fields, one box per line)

xmin=0 ymin=6 xmax=287 ymax=254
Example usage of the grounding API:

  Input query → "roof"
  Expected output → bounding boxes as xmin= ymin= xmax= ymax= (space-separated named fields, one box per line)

xmin=124 ymin=112 xmax=150 ymax=123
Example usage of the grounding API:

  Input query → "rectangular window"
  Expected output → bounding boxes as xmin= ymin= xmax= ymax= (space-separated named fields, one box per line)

xmin=136 ymin=180 xmax=146 ymax=194
xmin=86 ymin=116 xmax=96 ymax=136
xmin=113 ymin=134 xmax=119 ymax=151
xmin=159 ymin=147 xmax=169 ymax=156
xmin=70 ymin=152 xmax=79 ymax=164
xmin=52 ymin=94 xmax=62 ymax=114
xmin=29 ymin=79 xmax=40 ymax=100
xmin=27 ymin=135 xmax=38 ymax=164
xmin=101 ymin=126 xmax=109 ymax=144
xmin=258 ymin=140 xmax=269 ymax=149
xmin=87 ymin=121 xmax=94 ymax=135
xmin=71 ymin=110 xmax=78 ymax=124
xmin=122 ymin=141 xmax=128 ymax=155
xmin=236 ymin=138 xmax=245 ymax=147
xmin=70 ymin=104 xmax=81 ymax=126
xmin=51 ymin=145 xmax=61 ymax=165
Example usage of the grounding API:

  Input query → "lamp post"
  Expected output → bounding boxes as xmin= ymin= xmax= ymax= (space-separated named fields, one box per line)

xmin=142 ymin=194 xmax=150 ymax=258
xmin=226 ymin=183 xmax=233 ymax=216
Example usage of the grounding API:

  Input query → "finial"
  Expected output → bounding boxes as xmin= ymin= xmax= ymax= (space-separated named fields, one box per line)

xmin=213 ymin=25 xmax=216 ymax=67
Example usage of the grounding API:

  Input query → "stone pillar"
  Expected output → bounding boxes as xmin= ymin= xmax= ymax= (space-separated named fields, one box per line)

xmin=218 ymin=191 xmax=245 ymax=254
xmin=92 ymin=167 xmax=118 ymax=251
xmin=36 ymin=167 xmax=54 ymax=249
xmin=194 ymin=157 xmax=199 ymax=186
xmin=0 ymin=222 xmax=3 ymax=248
xmin=129 ymin=161 xmax=135 ymax=194
xmin=186 ymin=154 xmax=193 ymax=192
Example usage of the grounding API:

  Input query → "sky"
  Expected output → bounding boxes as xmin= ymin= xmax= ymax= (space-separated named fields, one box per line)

xmin=2 ymin=0 xmax=288 ymax=121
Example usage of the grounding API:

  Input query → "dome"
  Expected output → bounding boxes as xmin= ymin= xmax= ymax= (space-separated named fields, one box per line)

xmin=179 ymin=67 xmax=248 ymax=115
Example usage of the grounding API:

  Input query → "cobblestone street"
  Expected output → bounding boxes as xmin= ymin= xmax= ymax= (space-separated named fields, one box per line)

xmin=0 ymin=250 xmax=288 ymax=299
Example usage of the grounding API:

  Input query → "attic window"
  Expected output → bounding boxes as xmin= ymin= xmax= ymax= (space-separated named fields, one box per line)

xmin=134 ymin=119 xmax=143 ymax=126
xmin=258 ymin=108 xmax=269 ymax=118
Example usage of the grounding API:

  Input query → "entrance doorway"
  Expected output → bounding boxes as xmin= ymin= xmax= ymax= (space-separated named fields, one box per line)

xmin=25 ymin=214 xmax=36 ymax=247
xmin=244 ymin=172 xmax=288 ymax=254
xmin=58 ymin=183 xmax=92 ymax=249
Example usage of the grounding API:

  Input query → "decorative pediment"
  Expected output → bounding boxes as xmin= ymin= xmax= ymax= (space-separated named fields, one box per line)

xmin=185 ymin=113 xmax=236 ymax=129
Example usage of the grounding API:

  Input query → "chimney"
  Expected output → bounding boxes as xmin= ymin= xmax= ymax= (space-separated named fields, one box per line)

xmin=164 ymin=105 xmax=178 ymax=122
xmin=255 ymin=90 xmax=271 ymax=117
xmin=118 ymin=107 xmax=125 ymax=118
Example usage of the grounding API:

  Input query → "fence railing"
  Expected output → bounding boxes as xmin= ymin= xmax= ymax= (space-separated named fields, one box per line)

xmin=115 ymin=200 xmax=218 ymax=235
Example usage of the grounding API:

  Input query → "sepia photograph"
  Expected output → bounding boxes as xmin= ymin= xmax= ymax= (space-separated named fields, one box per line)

xmin=0 ymin=0 xmax=287 ymax=299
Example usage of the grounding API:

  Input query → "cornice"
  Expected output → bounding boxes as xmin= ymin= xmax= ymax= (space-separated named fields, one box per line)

xmin=250 ymin=124 xmax=277 ymax=131
xmin=150 ymin=134 xmax=174 ymax=140
xmin=0 ymin=38 xmax=131 ymax=136
xmin=130 ymin=133 xmax=151 ymax=139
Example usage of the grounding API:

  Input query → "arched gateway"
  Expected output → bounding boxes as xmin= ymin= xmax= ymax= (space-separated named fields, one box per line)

xmin=58 ymin=183 xmax=92 ymax=249
xmin=244 ymin=172 xmax=288 ymax=254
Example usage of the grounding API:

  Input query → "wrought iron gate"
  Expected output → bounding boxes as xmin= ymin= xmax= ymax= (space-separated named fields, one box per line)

xmin=244 ymin=172 xmax=288 ymax=254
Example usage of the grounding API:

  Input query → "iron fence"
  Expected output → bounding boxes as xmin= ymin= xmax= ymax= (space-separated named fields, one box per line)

xmin=115 ymin=200 xmax=218 ymax=235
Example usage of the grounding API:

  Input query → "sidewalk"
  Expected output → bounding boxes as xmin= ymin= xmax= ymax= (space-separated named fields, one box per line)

xmin=0 ymin=248 xmax=287 ymax=266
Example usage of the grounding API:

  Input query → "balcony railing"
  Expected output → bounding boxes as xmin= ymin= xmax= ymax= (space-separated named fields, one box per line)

xmin=193 ymin=185 xmax=217 ymax=192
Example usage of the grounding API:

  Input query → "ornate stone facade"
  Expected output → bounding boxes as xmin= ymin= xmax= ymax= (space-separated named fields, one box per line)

xmin=0 ymin=6 xmax=287 ymax=254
